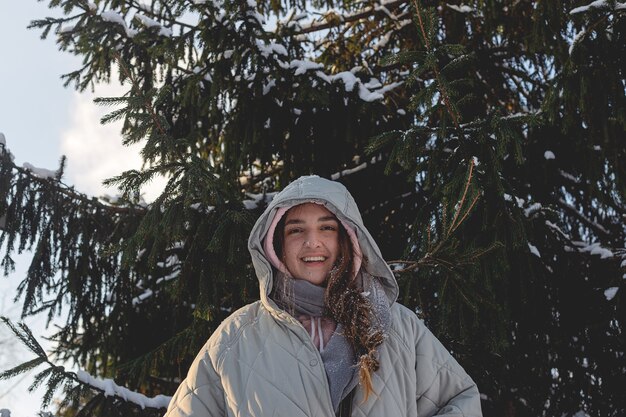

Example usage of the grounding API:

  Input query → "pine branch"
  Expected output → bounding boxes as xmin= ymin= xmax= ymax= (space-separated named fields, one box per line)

xmin=126 ymin=0 xmax=198 ymax=31
xmin=0 ymin=317 xmax=47 ymax=359
xmin=446 ymin=159 xmax=476 ymax=238
xmin=412 ymin=1 xmax=461 ymax=129
xmin=388 ymin=242 xmax=501 ymax=274
xmin=388 ymin=158 xmax=486 ymax=274
xmin=556 ymin=198 xmax=611 ymax=238
xmin=295 ymin=0 xmax=409 ymax=35
xmin=0 ymin=148 xmax=145 ymax=215
xmin=112 ymin=53 xmax=168 ymax=138
xmin=0 ymin=317 xmax=170 ymax=410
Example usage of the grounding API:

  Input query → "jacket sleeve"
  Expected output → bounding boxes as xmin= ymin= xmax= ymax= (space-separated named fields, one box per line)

xmin=164 ymin=349 xmax=227 ymax=417
xmin=414 ymin=319 xmax=483 ymax=417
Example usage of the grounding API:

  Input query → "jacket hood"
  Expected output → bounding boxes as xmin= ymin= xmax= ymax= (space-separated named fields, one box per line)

xmin=248 ymin=175 xmax=399 ymax=312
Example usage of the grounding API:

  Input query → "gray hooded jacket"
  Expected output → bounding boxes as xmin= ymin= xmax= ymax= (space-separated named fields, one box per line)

xmin=164 ymin=175 xmax=482 ymax=417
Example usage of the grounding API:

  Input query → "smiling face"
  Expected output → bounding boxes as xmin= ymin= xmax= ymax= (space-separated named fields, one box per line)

xmin=281 ymin=203 xmax=340 ymax=285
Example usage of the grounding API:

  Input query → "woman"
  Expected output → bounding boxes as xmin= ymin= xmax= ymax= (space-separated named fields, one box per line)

xmin=165 ymin=175 xmax=482 ymax=417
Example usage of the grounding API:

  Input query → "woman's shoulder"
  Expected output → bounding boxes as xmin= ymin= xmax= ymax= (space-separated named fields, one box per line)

xmin=390 ymin=301 xmax=418 ymax=317
xmin=387 ymin=302 xmax=431 ymax=347
xmin=202 ymin=301 xmax=264 ymax=355
xmin=389 ymin=302 xmax=421 ymax=329
xmin=388 ymin=303 xmax=470 ymax=376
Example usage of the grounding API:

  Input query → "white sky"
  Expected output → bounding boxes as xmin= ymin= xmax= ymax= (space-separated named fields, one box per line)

xmin=0 ymin=3 xmax=163 ymax=415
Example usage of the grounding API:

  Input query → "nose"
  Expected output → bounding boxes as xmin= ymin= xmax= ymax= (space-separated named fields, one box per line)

xmin=303 ymin=232 xmax=322 ymax=248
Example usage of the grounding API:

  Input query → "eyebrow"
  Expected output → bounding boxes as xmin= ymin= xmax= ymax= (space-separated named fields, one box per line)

xmin=285 ymin=216 xmax=338 ymax=226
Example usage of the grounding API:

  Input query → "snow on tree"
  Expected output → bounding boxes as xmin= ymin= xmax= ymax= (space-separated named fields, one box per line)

xmin=0 ymin=1 xmax=624 ymax=416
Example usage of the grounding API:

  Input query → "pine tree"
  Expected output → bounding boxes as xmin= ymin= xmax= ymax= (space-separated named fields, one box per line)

xmin=0 ymin=1 xmax=624 ymax=416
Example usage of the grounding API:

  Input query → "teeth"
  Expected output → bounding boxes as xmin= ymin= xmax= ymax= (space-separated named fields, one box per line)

xmin=303 ymin=256 xmax=325 ymax=262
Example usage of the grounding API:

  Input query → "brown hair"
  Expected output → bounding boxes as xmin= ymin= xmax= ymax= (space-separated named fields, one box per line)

xmin=272 ymin=205 xmax=384 ymax=400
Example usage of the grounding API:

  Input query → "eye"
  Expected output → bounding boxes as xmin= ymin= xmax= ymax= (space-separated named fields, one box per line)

xmin=286 ymin=227 xmax=302 ymax=235
xmin=321 ymin=224 xmax=337 ymax=231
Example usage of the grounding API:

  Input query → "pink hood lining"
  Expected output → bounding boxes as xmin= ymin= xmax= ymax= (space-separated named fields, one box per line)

xmin=262 ymin=203 xmax=363 ymax=280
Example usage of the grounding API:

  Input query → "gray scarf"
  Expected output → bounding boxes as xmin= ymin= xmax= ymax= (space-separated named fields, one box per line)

xmin=272 ymin=273 xmax=391 ymax=412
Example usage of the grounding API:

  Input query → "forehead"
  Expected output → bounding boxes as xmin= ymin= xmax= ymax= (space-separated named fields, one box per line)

xmin=284 ymin=203 xmax=336 ymax=222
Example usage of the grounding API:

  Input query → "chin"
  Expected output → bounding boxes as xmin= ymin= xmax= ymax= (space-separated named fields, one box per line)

xmin=296 ymin=272 xmax=328 ymax=285
xmin=305 ymin=276 xmax=326 ymax=285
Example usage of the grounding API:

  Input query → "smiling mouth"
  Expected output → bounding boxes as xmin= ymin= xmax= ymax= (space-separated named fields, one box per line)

xmin=301 ymin=256 xmax=327 ymax=263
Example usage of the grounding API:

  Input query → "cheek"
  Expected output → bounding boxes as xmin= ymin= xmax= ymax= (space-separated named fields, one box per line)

xmin=283 ymin=239 xmax=300 ymax=260
xmin=327 ymin=238 xmax=340 ymax=259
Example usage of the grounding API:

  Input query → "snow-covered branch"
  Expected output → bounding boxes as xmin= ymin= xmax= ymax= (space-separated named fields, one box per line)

xmin=0 ymin=137 xmax=145 ymax=215
xmin=569 ymin=0 xmax=626 ymax=15
xmin=557 ymin=198 xmax=610 ymax=237
xmin=76 ymin=370 xmax=171 ymax=409
xmin=295 ymin=0 xmax=409 ymax=34
xmin=0 ymin=318 xmax=171 ymax=411
xmin=570 ymin=241 xmax=614 ymax=259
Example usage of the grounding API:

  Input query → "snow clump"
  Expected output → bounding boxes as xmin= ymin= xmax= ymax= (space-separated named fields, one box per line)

xmin=23 ymin=162 xmax=58 ymax=179
xmin=604 ymin=287 xmax=618 ymax=301
xmin=528 ymin=243 xmax=541 ymax=258
xmin=447 ymin=4 xmax=474 ymax=13
xmin=76 ymin=370 xmax=172 ymax=408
